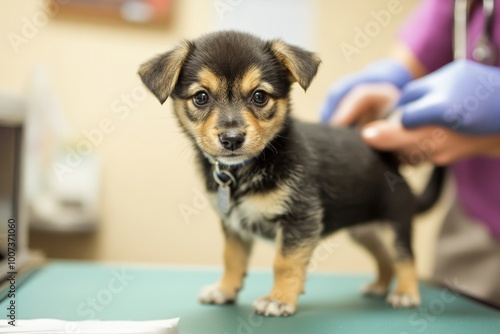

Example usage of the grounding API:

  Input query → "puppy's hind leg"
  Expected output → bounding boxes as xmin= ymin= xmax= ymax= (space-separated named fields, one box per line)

xmin=199 ymin=228 xmax=253 ymax=305
xmin=386 ymin=221 xmax=421 ymax=308
xmin=349 ymin=224 xmax=394 ymax=297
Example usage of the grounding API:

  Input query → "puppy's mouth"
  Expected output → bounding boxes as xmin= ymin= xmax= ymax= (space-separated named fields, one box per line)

xmin=215 ymin=152 xmax=251 ymax=166
xmin=220 ymin=152 xmax=243 ymax=157
xmin=198 ymin=132 xmax=258 ymax=166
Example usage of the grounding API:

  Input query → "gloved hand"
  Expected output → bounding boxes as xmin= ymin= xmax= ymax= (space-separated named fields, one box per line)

xmin=320 ymin=59 xmax=413 ymax=123
xmin=399 ymin=59 xmax=500 ymax=135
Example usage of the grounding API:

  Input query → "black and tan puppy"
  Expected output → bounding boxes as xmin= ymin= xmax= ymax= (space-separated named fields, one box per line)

xmin=138 ymin=31 xmax=439 ymax=317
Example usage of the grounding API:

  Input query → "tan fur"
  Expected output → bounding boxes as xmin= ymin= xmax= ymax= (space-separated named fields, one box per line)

xmin=393 ymin=260 xmax=419 ymax=297
xmin=242 ymin=185 xmax=290 ymax=218
xmin=138 ymin=42 xmax=190 ymax=103
xmin=240 ymin=66 xmax=262 ymax=95
xmin=267 ymin=231 xmax=317 ymax=308
xmin=350 ymin=224 xmax=420 ymax=304
xmin=174 ymin=98 xmax=222 ymax=157
xmin=197 ymin=67 xmax=225 ymax=94
xmin=199 ymin=109 xmax=220 ymax=152
xmin=270 ymin=40 xmax=321 ymax=90
xmin=173 ymin=99 xmax=194 ymax=132
xmin=218 ymin=232 xmax=253 ymax=295
xmin=242 ymin=98 xmax=288 ymax=153
xmin=223 ymin=184 xmax=291 ymax=238
xmin=186 ymin=83 xmax=203 ymax=96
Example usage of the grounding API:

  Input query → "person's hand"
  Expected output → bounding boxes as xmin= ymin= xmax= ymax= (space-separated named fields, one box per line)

xmin=320 ymin=59 xmax=413 ymax=123
xmin=361 ymin=121 xmax=500 ymax=165
xmin=399 ymin=59 xmax=500 ymax=135
xmin=330 ymin=83 xmax=401 ymax=126
xmin=321 ymin=78 xmax=500 ymax=165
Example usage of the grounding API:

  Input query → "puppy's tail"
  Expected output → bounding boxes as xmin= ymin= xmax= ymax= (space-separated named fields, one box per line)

xmin=417 ymin=166 xmax=447 ymax=213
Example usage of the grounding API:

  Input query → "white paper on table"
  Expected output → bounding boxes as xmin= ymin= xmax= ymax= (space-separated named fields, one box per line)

xmin=0 ymin=318 xmax=179 ymax=334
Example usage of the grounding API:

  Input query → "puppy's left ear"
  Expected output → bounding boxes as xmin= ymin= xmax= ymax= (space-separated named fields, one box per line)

xmin=270 ymin=40 xmax=321 ymax=91
xmin=138 ymin=41 xmax=191 ymax=104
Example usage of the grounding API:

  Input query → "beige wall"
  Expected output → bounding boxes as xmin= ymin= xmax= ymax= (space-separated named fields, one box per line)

xmin=0 ymin=0 xmax=450 ymax=278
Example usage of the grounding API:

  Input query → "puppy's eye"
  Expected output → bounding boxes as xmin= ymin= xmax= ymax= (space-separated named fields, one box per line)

xmin=252 ymin=90 xmax=268 ymax=106
xmin=193 ymin=91 xmax=209 ymax=107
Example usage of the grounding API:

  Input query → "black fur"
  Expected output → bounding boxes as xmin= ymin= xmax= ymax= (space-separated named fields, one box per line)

xmin=196 ymin=118 xmax=418 ymax=254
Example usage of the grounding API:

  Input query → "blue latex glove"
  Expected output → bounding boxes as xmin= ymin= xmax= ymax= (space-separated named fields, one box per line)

xmin=320 ymin=59 xmax=413 ymax=123
xmin=399 ymin=60 xmax=500 ymax=135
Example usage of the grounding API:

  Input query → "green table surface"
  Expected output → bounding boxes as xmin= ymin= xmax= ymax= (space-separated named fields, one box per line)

xmin=1 ymin=261 xmax=499 ymax=333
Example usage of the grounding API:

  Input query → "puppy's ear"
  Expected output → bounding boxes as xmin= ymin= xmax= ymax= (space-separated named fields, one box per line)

xmin=138 ymin=42 xmax=191 ymax=104
xmin=270 ymin=40 xmax=321 ymax=91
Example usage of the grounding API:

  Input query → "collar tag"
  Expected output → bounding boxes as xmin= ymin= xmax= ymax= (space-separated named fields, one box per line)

xmin=212 ymin=160 xmax=236 ymax=214
xmin=217 ymin=184 xmax=231 ymax=214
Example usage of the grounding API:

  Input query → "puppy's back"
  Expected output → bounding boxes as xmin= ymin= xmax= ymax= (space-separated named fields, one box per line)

xmin=295 ymin=120 xmax=415 ymax=230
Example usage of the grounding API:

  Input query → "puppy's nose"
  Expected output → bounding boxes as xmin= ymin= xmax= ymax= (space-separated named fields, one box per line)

xmin=219 ymin=131 xmax=245 ymax=151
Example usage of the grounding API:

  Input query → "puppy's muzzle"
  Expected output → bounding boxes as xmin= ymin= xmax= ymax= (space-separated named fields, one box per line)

xmin=218 ymin=130 xmax=245 ymax=151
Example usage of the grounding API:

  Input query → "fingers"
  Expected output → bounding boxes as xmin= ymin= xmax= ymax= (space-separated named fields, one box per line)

xmin=398 ymin=76 xmax=449 ymax=129
xmin=332 ymin=83 xmax=401 ymax=126
xmin=396 ymin=78 xmax=430 ymax=107
xmin=401 ymin=98 xmax=448 ymax=129
xmin=319 ymin=80 xmax=354 ymax=123
xmin=361 ymin=120 xmax=460 ymax=165
xmin=361 ymin=120 xmax=416 ymax=151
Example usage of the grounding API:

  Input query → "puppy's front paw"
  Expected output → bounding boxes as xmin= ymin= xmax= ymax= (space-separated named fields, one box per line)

xmin=386 ymin=292 xmax=421 ymax=308
xmin=253 ymin=296 xmax=296 ymax=317
xmin=362 ymin=280 xmax=390 ymax=297
xmin=198 ymin=284 xmax=236 ymax=305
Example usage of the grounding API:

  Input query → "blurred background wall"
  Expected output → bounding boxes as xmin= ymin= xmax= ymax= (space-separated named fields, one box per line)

xmin=0 ymin=0 xmax=451 ymax=278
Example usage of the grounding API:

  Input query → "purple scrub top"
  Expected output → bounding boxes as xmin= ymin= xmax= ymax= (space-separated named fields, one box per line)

xmin=400 ymin=0 xmax=500 ymax=237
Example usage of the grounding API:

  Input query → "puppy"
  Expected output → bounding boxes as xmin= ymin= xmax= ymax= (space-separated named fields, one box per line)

xmin=139 ymin=31 xmax=441 ymax=317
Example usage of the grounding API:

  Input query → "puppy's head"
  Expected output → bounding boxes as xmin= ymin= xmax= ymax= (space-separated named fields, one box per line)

xmin=139 ymin=31 xmax=320 ymax=165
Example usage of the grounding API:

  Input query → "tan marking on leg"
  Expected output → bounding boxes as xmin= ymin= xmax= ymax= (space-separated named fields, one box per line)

xmin=387 ymin=259 xmax=421 ymax=307
xmin=393 ymin=260 xmax=419 ymax=296
xmin=253 ymin=229 xmax=318 ymax=316
xmin=270 ymin=245 xmax=314 ymax=305
xmin=219 ymin=232 xmax=253 ymax=294
xmin=199 ymin=231 xmax=252 ymax=305
xmin=349 ymin=225 xmax=394 ymax=296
